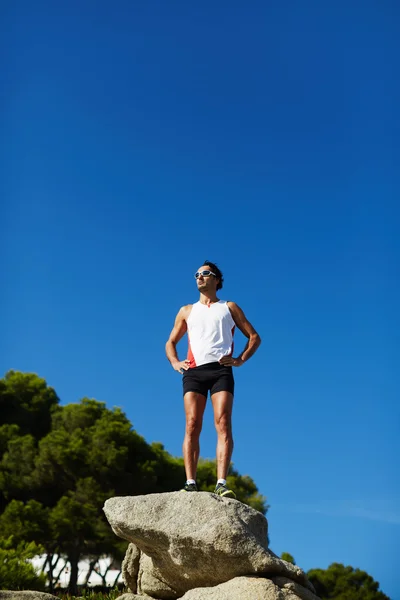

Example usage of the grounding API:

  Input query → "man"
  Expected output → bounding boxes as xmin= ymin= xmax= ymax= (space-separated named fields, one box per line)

xmin=165 ymin=261 xmax=261 ymax=498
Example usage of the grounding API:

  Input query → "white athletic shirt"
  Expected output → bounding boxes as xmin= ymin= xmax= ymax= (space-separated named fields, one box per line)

xmin=186 ymin=300 xmax=236 ymax=368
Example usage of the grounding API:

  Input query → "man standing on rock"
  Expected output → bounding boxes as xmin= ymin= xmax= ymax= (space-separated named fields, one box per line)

xmin=166 ymin=261 xmax=261 ymax=498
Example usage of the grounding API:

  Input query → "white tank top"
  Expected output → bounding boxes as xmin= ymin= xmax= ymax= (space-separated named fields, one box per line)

xmin=186 ymin=300 xmax=236 ymax=368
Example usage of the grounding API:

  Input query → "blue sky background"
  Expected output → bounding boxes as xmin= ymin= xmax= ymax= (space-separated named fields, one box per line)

xmin=1 ymin=1 xmax=399 ymax=597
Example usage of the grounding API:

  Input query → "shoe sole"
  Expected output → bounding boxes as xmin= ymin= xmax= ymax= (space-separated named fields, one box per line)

xmin=215 ymin=490 xmax=236 ymax=498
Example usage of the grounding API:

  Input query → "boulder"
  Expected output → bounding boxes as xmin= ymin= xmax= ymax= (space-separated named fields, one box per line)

xmin=116 ymin=596 xmax=152 ymax=600
xmin=180 ymin=576 xmax=320 ymax=599
xmin=0 ymin=594 xmax=58 ymax=600
xmin=104 ymin=492 xmax=316 ymax=599
xmin=122 ymin=542 xmax=141 ymax=593
xmin=114 ymin=577 xmax=321 ymax=600
xmin=272 ymin=577 xmax=322 ymax=600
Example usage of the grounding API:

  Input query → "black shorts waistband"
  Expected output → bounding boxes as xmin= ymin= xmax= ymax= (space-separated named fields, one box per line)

xmin=189 ymin=361 xmax=232 ymax=371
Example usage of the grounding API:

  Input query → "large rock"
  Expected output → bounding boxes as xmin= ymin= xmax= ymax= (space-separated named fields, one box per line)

xmin=114 ymin=577 xmax=321 ymax=600
xmin=116 ymin=596 xmax=153 ymax=600
xmin=272 ymin=577 xmax=321 ymax=600
xmin=180 ymin=576 xmax=320 ymax=600
xmin=0 ymin=594 xmax=58 ymax=600
xmin=104 ymin=492 xmax=316 ymax=599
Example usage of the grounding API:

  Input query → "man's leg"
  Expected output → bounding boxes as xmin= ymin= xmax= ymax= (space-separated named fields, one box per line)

xmin=210 ymin=391 xmax=234 ymax=481
xmin=183 ymin=391 xmax=207 ymax=481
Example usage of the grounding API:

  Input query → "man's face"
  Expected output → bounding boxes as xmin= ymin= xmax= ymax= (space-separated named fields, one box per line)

xmin=195 ymin=265 xmax=218 ymax=292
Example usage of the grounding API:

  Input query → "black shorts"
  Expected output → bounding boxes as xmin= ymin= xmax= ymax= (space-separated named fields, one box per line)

xmin=182 ymin=362 xmax=235 ymax=397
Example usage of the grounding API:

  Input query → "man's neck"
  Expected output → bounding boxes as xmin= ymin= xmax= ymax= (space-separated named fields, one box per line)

xmin=199 ymin=293 xmax=219 ymax=305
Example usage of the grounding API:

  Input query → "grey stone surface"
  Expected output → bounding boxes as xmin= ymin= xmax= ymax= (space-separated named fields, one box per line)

xmin=104 ymin=492 xmax=314 ymax=599
xmin=137 ymin=552 xmax=177 ymax=599
xmin=122 ymin=542 xmax=141 ymax=593
xmin=117 ymin=577 xmax=310 ymax=600
xmin=272 ymin=577 xmax=320 ymax=600
xmin=180 ymin=576 xmax=283 ymax=599
xmin=0 ymin=594 xmax=59 ymax=600
xmin=117 ymin=595 xmax=153 ymax=600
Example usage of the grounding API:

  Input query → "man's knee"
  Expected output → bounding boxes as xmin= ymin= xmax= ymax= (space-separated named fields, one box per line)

xmin=185 ymin=416 xmax=202 ymax=437
xmin=215 ymin=413 xmax=232 ymax=437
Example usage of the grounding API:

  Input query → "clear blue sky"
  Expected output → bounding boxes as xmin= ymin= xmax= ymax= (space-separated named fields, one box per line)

xmin=1 ymin=1 xmax=399 ymax=597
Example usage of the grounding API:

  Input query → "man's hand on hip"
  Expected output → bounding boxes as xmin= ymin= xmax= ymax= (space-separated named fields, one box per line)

xmin=173 ymin=360 xmax=191 ymax=373
xmin=219 ymin=356 xmax=244 ymax=367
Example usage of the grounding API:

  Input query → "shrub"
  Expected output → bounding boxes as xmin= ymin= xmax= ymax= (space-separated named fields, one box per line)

xmin=0 ymin=537 xmax=46 ymax=590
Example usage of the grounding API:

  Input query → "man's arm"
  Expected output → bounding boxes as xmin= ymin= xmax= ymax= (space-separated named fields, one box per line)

xmin=165 ymin=305 xmax=192 ymax=372
xmin=219 ymin=302 xmax=261 ymax=367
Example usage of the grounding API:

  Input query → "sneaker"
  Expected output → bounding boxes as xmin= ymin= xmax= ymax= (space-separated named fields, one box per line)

xmin=214 ymin=483 xmax=236 ymax=498
xmin=181 ymin=482 xmax=198 ymax=492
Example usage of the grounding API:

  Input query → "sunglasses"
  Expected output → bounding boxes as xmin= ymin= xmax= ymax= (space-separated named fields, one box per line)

xmin=194 ymin=270 xmax=216 ymax=279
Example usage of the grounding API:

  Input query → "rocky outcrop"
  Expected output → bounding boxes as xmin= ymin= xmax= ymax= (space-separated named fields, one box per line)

xmin=0 ymin=593 xmax=58 ymax=600
xmin=115 ymin=576 xmax=319 ymax=599
xmin=103 ymin=492 xmax=320 ymax=600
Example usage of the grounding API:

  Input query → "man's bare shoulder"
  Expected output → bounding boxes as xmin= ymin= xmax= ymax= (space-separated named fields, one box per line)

xmin=226 ymin=301 xmax=247 ymax=320
xmin=178 ymin=304 xmax=193 ymax=320
xmin=226 ymin=300 xmax=240 ymax=312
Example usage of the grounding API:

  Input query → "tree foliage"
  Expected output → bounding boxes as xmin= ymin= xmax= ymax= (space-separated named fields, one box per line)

xmin=307 ymin=563 xmax=390 ymax=600
xmin=0 ymin=371 xmax=59 ymax=441
xmin=281 ymin=552 xmax=296 ymax=565
xmin=0 ymin=537 xmax=46 ymax=591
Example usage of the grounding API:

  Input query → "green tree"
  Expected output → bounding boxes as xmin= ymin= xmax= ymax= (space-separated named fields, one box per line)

xmin=0 ymin=537 xmax=46 ymax=591
xmin=0 ymin=371 xmax=59 ymax=441
xmin=29 ymin=399 xmax=162 ymax=593
xmin=0 ymin=433 xmax=37 ymax=508
xmin=0 ymin=396 xmax=182 ymax=592
xmin=0 ymin=424 xmax=20 ymax=456
xmin=0 ymin=371 xmax=59 ymax=512
xmin=32 ymin=399 xmax=183 ymax=501
xmin=0 ymin=499 xmax=50 ymax=545
xmin=0 ymin=500 xmax=56 ymax=590
xmin=281 ymin=552 xmax=296 ymax=564
xmin=307 ymin=563 xmax=390 ymax=600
